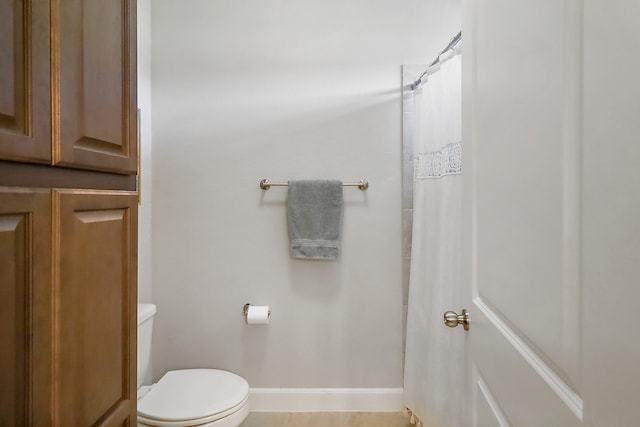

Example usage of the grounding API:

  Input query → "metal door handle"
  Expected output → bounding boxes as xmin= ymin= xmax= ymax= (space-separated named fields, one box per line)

xmin=444 ymin=309 xmax=469 ymax=330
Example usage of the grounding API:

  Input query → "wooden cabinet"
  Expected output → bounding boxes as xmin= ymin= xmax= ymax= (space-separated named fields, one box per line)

xmin=54 ymin=190 xmax=138 ymax=426
xmin=0 ymin=189 xmax=51 ymax=426
xmin=0 ymin=0 xmax=137 ymax=173
xmin=0 ymin=1 xmax=139 ymax=425
xmin=55 ymin=0 xmax=138 ymax=173
xmin=0 ymin=1 xmax=51 ymax=163
xmin=0 ymin=188 xmax=138 ymax=426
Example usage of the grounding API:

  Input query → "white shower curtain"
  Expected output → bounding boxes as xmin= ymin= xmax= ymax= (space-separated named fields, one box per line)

xmin=403 ymin=49 xmax=464 ymax=427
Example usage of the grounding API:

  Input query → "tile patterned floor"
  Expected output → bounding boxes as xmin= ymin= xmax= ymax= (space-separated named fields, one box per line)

xmin=243 ymin=412 xmax=412 ymax=427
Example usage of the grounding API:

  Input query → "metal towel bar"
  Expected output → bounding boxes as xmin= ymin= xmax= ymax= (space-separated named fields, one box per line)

xmin=259 ymin=178 xmax=368 ymax=191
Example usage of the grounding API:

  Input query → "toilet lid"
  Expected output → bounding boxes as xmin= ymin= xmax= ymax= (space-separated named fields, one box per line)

xmin=138 ymin=369 xmax=249 ymax=422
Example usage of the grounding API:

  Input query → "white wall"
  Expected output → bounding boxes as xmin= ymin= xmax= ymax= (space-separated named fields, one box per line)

xmin=138 ymin=0 xmax=153 ymax=305
xmin=150 ymin=0 xmax=460 ymax=388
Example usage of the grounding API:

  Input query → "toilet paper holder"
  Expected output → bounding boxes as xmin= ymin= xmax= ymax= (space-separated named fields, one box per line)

xmin=243 ymin=303 xmax=271 ymax=318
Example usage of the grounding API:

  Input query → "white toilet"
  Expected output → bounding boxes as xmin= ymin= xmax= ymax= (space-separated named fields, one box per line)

xmin=137 ymin=304 xmax=250 ymax=427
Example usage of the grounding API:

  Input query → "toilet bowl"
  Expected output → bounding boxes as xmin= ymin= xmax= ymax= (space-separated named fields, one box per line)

xmin=137 ymin=305 xmax=249 ymax=427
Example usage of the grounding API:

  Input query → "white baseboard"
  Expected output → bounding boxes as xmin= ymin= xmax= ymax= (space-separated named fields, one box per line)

xmin=249 ymin=388 xmax=404 ymax=412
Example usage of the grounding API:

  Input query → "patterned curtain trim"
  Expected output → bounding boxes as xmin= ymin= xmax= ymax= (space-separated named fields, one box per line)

xmin=414 ymin=142 xmax=462 ymax=179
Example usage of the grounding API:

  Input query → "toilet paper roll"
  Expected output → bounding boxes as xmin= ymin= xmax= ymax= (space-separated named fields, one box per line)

xmin=246 ymin=305 xmax=270 ymax=325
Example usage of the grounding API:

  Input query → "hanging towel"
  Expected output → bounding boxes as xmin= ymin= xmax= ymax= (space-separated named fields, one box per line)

xmin=287 ymin=180 xmax=344 ymax=260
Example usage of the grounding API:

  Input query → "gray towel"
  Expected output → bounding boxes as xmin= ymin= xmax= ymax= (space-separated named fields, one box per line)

xmin=287 ymin=180 xmax=344 ymax=260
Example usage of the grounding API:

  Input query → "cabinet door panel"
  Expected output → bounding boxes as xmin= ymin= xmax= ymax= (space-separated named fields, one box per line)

xmin=0 ymin=0 xmax=51 ymax=163
xmin=54 ymin=0 xmax=137 ymax=174
xmin=0 ymin=188 xmax=51 ymax=425
xmin=53 ymin=190 xmax=137 ymax=426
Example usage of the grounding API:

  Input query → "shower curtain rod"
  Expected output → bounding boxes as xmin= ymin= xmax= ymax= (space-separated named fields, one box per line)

xmin=411 ymin=31 xmax=462 ymax=90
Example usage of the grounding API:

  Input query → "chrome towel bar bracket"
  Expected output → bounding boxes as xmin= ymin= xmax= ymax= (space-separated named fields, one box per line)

xmin=259 ymin=179 xmax=369 ymax=191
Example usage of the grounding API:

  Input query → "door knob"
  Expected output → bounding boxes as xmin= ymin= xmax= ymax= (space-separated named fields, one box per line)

xmin=444 ymin=309 xmax=469 ymax=330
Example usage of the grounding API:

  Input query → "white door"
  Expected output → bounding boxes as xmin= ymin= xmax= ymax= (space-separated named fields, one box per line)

xmin=461 ymin=1 xmax=640 ymax=426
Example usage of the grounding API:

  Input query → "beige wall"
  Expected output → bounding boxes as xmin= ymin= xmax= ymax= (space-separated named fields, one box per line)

xmin=150 ymin=0 xmax=460 ymax=388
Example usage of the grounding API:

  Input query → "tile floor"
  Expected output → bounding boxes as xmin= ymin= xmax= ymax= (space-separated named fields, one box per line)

xmin=243 ymin=412 xmax=412 ymax=427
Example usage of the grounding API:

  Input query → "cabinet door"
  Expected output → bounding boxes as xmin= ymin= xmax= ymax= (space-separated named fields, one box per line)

xmin=53 ymin=190 xmax=138 ymax=426
xmin=53 ymin=0 xmax=137 ymax=174
xmin=0 ymin=188 xmax=51 ymax=425
xmin=0 ymin=1 xmax=51 ymax=163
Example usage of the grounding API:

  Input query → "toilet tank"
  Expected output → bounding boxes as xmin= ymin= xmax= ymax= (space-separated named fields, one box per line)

xmin=138 ymin=303 xmax=157 ymax=389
